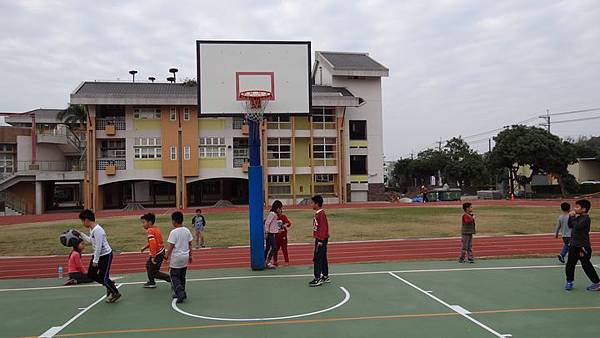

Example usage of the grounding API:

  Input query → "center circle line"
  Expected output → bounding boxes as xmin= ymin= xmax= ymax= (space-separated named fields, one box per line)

xmin=171 ymin=286 xmax=351 ymax=322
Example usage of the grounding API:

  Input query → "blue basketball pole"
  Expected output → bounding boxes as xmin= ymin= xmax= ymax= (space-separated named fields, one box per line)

xmin=248 ymin=119 xmax=265 ymax=270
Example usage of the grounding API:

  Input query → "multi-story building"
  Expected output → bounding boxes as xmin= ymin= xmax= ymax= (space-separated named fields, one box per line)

xmin=0 ymin=109 xmax=85 ymax=215
xmin=70 ymin=51 xmax=388 ymax=210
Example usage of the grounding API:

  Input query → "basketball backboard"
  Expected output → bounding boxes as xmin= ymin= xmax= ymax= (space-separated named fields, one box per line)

xmin=196 ymin=41 xmax=311 ymax=116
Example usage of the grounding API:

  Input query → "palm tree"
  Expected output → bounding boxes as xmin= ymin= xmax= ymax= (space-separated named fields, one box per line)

xmin=57 ymin=104 xmax=87 ymax=130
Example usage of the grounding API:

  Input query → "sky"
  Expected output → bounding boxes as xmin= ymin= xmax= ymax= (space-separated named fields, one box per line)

xmin=1 ymin=0 xmax=599 ymax=160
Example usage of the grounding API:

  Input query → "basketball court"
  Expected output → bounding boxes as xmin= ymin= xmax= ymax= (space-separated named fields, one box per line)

xmin=3 ymin=258 xmax=599 ymax=338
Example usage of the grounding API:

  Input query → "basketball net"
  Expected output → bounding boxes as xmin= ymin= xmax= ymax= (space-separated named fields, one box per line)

xmin=240 ymin=90 xmax=271 ymax=122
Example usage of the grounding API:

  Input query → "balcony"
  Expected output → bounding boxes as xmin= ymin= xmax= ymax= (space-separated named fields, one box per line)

xmin=16 ymin=160 xmax=85 ymax=172
xmin=96 ymin=117 xmax=126 ymax=132
xmin=97 ymin=159 xmax=126 ymax=171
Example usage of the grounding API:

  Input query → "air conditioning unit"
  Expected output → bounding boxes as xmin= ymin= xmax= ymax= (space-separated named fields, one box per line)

xmin=105 ymin=124 xmax=116 ymax=136
xmin=242 ymin=162 xmax=249 ymax=173
xmin=105 ymin=164 xmax=116 ymax=175
xmin=241 ymin=124 xmax=249 ymax=135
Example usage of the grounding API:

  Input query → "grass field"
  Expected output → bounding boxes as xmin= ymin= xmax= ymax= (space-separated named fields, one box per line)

xmin=2 ymin=258 xmax=600 ymax=338
xmin=3 ymin=205 xmax=597 ymax=257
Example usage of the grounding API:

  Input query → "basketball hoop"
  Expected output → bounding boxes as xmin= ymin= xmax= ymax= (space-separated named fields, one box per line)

xmin=240 ymin=90 xmax=271 ymax=122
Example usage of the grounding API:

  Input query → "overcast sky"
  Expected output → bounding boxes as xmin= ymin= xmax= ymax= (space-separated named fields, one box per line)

xmin=1 ymin=0 xmax=599 ymax=159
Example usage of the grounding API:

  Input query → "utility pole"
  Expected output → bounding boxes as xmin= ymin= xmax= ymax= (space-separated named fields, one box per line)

xmin=539 ymin=109 xmax=551 ymax=132
xmin=488 ymin=138 xmax=492 ymax=153
xmin=437 ymin=138 xmax=442 ymax=187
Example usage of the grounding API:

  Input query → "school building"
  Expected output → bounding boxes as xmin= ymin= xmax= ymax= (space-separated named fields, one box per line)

xmin=0 ymin=51 xmax=389 ymax=213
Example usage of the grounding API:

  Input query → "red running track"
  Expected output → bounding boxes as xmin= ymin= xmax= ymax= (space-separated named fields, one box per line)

xmin=2 ymin=233 xmax=599 ymax=279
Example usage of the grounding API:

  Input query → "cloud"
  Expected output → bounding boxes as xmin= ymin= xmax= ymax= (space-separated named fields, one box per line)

xmin=0 ymin=0 xmax=599 ymax=158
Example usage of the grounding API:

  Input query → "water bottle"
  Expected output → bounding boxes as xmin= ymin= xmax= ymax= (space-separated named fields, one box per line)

xmin=58 ymin=265 xmax=63 ymax=279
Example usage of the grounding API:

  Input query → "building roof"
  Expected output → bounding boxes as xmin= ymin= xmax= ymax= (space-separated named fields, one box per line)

xmin=70 ymin=82 xmax=361 ymax=107
xmin=73 ymin=82 xmax=197 ymax=98
xmin=318 ymin=52 xmax=388 ymax=72
xmin=312 ymin=85 xmax=354 ymax=97
xmin=3 ymin=109 xmax=64 ymax=124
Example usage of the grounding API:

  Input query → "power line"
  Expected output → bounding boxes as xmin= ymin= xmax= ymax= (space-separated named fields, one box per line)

xmin=551 ymin=115 xmax=600 ymax=124
xmin=546 ymin=107 xmax=600 ymax=117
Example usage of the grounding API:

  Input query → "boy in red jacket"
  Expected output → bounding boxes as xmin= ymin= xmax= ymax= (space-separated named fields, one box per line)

xmin=309 ymin=195 xmax=330 ymax=287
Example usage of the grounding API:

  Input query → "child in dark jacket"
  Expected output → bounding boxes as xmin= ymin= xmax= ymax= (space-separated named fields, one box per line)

xmin=564 ymin=199 xmax=600 ymax=291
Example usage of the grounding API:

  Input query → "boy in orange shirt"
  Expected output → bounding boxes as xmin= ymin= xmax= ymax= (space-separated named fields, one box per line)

xmin=140 ymin=213 xmax=171 ymax=288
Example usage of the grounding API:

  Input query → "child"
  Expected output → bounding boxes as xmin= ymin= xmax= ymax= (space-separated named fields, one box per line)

xmin=274 ymin=208 xmax=292 ymax=266
xmin=64 ymin=239 xmax=93 ymax=285
xmin=192 ymin=209 xmax=206 ymax=248
xmin=264 ymin=200 xmax=282 ymax=269
xmin=309 ymin=195 xmax=330 ymax=287
xmin=459 ymin=202 xmax=475 ymax=264
xmin=140 ymin=213 xmax=171 ymax=288
xmin=76 ymin=209 xmax=121 ymax=303
xmin=164 ymin=211 xmax=194 ymax=303
xmin=554 ymin=202 xmax=572 ymax=263
xmin=564 ymin=199 xmax=600 ymax=291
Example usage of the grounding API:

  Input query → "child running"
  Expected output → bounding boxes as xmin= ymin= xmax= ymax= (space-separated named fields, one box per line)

xmin=64 ymin=238 xmax=93 ymax=285
xmin=192 ymin=209 xmax=206 ymax=248
xmin=564 ymin=199 xmax=600 ymax=291
xmin=459 ymin=202 xmax=476 ymax=263
xmin=264 ymin=200 xmax=282 ymax=269
xmin=140 ymin=213 xmax=171 ymax=288
xmin=76 ymin=209 xmax=121 ymax=303
xmin=274 ymin=207 xmax=292 ymax=266
xmin=309 ymin=195 xmax=330 ymax=287
xmin=555 ymin=202 xmax=571 ymax=263
xmin=165 ymin=211 xmax=194 ymax=303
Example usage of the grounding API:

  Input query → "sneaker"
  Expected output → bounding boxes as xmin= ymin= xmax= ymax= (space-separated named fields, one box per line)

xmin=266 ymin=263 xmax=276 ymax=269
xmin=468 ymin=259 xmax=475 ymax=264
xmin=558 ymin=255 xmax=565 ymax=264
xmin=458 ymin=258 xmax=465 ymax=263
xmin=63 ymin=279 xmax=77 ymax=286
xmin=176 ymin=296 xmax=185 ymax=304
xmin=321 ymin=276 xmax=331 ymax=284
xmin=106 ymin=292 xmax=121 ymax=303
xmin=143 ymin=282 xmax=157 ymax=289
xmin=565 ymin=281 xmax=574 ymax=291
xmin=309 ymin=278 xmax=323 ymax=287
xmin=586 ymin=283 xmax=600 ymax=291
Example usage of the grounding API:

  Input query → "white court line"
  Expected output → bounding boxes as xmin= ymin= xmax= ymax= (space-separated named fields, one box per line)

xmin=0 ymin=264 xmax=565 ymax=292
xmin=39 ymin=284 xmax=123 ymax=338
xmin=389 ymin=272 xmax=510 ymax=338
xmin=171 ymin=286 xmax=350 ymax=322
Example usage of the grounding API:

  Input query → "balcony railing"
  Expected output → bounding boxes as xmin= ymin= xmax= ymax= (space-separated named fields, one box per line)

xmin=99 ymin=149 xmax=126 ymax=158
xmin=97 ymin=159 xmax=126 ymax=170
xmin=96 ymin=117 xmax=126 ymax=131
xmin=15 ymin=160 xmax=85 ymax=172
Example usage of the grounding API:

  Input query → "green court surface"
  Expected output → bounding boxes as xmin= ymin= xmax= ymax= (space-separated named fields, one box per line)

xmin=2 ymin=258 xmax=600 ymax=338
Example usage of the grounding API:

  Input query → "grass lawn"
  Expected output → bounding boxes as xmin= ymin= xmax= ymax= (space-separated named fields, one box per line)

xmin=1 ymin=205 xmax=597 ymax=256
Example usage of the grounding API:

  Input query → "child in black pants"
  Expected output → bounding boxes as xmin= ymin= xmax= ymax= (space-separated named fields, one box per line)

xmin=564 ymin=199 xmax=600 ymax=291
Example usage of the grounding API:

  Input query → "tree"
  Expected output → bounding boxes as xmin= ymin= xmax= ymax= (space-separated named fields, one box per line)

xmin=490 ymin=125 xmax=578 ymax=197
xmin=57 ymin=104 xmax=87 ymax=130
xmin=443 ymin=137 xmax=485 ymax=186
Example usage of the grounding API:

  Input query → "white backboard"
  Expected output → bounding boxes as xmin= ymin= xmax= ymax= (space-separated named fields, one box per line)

xmin=197 ymin=41 xmax=312 ymax=116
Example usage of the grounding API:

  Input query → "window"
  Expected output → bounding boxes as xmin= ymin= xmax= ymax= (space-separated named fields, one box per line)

xmin=99 ymin=139 xmax=126 ymax=158
xmin=169 ymin=108 xmax=177 ymax=121
xmin=133 ymin=108 xmax=161 ymax=120
xmin=268 ymin=175 xmax=291 ymax=196
xmin=312 ymin=107 xmax=336 ymax=129
xmin=314 ymin=174 xmax=335 ymax=194
xmin=183 ymin=108 xmax=190 ymax=121
xmin=170 ymin=146 xmax=176 ymax=160
xmin=350 ymin=155 xmax=368 ymax=175
xmin=313 ymin=137 xmax=337 ymax=166
xmin=349 ymin=120 xmax=367 ymax=140
xmin=199 ymin=137 xmax=226 ymax=158
xmin=232 ymin=117 xmax=245 ymax=129
xmin=184 ymin=146 xmax=191 ymax=160
xmin=266 ymin=115 xmax=291 ymax=129
xmin=0 ymin=153 xmax=14 ymax=174
xmin=233 ymin=137 xmax=249 ymax=168
xmin=133 ymin=137 xmax=161 ymax=159
xmin=267 ymin=138 xmax=291 ymax=167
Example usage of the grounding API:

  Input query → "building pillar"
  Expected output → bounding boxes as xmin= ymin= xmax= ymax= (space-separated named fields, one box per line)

xmin=35 ymin=181 xmax=43 ymax=215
